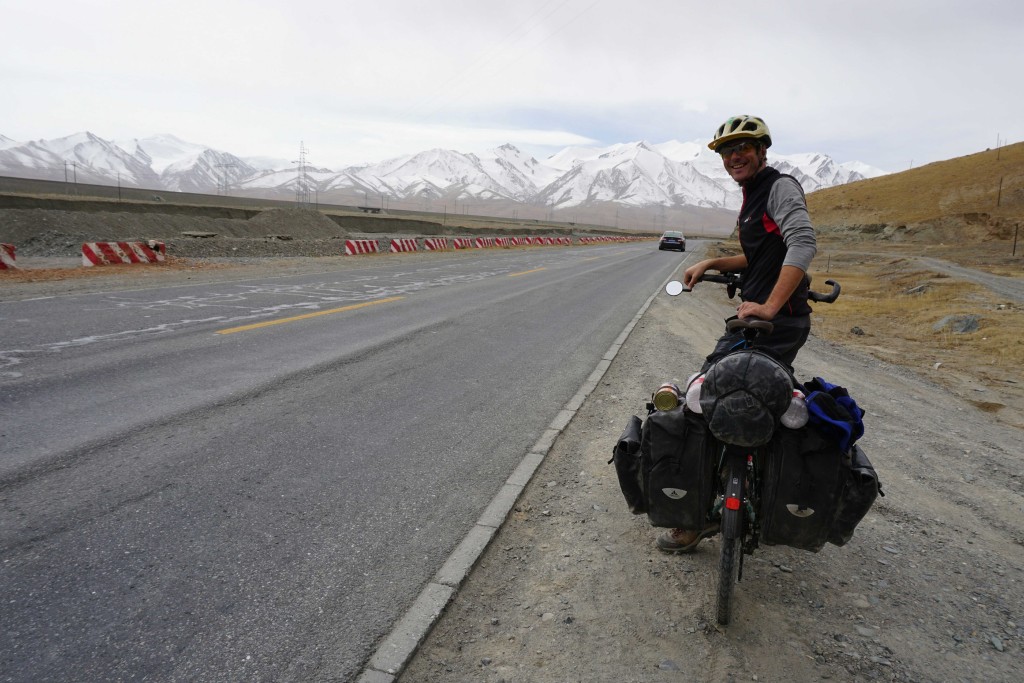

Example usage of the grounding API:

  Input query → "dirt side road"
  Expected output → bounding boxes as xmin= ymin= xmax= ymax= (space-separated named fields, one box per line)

xmin=398 ymin=271 xmax=1023 ymax=683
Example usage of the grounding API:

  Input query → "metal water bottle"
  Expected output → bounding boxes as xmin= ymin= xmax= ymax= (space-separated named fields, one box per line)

xmin=653 ymin=380 xmax=682 ymax=411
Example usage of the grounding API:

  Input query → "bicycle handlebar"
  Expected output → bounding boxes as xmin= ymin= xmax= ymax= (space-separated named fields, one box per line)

xmin=696 ymin=273 xmax=741 ymax=285
xmin=668 ymin=271 xmax=841 ymax=304
xmin=807 ymin=279 xmax=841 ymax=303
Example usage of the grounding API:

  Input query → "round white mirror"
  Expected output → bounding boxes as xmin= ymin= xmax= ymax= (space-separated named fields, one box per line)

xmin=665 ymin=281 xmax=685 ymax=296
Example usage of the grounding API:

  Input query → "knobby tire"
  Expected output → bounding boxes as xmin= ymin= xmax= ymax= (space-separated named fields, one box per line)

xmin=716 ymin=516 xmax=741 ymax=625
xmin=716 ymin=457 xmax=745 ymax=625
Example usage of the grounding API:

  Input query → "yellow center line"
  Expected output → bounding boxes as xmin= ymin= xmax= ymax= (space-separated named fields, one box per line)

xmin=216 ymin=296 xmax=405 ymax=335
xmin=508 ymin=267 xmax=546 ymax=277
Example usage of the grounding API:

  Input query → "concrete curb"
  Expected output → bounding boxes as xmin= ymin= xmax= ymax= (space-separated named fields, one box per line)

xmin=355 ymin=260 xmax=689 ymax=682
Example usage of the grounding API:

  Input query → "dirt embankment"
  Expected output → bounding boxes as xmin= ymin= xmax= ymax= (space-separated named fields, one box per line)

xmin=0 ymin=205 xmax=451 ymax=259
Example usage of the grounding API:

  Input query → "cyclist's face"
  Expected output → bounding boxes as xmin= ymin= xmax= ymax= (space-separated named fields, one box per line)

xmin=719 ymin=140 xmax=764 ymax=184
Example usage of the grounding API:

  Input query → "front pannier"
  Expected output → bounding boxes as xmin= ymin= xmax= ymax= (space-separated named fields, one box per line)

xmin=640 ymin=407 xmax=718 ymax=529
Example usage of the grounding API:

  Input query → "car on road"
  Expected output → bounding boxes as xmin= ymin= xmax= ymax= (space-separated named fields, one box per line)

xmin=658 ymin=230 xmax=686 ymax=251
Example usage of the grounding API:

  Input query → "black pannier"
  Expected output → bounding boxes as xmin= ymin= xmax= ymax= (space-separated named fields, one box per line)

xmin=760 ymin=427 xmax=882 ymax=551
xmin=640 ymin=407 xmax=719 ymax=529
xmin=829 ymin=444 xmax=881 ymax=546
xmin=759 ymin=426 xmax=846 ymax=552
xmin=611 ymin=415 xmax=645 ymax=514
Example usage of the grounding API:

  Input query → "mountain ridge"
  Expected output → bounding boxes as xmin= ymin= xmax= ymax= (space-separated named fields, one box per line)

xmin=0 ymin=132 xmax=886 ymax=212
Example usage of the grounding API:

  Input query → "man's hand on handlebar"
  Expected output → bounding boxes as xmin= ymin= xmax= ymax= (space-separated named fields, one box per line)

xmin=682 ymin=261 xmax=710 ymax=290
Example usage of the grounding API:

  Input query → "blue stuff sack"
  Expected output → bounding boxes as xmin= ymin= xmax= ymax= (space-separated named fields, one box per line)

xmin=803 ymin=377 xmax=865 ymax=452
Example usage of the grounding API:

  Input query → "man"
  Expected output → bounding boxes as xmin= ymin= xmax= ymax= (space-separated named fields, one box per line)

xmin=657 ymin=115 xmax=818 ymax=553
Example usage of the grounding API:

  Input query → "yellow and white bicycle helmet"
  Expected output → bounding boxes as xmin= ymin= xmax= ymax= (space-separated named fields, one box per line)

xmin=708 ymin=115 xmax=772 ymax=151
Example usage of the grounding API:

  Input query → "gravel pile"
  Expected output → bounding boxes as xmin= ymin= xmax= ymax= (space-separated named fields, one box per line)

xmin=1 ymin=207 xmax=357 ymax=258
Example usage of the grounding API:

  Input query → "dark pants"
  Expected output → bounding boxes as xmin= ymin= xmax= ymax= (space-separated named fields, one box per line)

xmin=701 ymin=314 xmax=811 ymax=373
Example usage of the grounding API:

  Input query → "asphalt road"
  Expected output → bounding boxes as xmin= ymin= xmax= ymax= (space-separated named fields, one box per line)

xmin=0 ymin=245 xmax=690 ymax=681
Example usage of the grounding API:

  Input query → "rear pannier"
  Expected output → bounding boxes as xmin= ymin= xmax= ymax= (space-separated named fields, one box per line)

xmin=639 ymin=407 xmax=719 ymax=529
xmin=759 ymin=426 xmax=847 ymax=552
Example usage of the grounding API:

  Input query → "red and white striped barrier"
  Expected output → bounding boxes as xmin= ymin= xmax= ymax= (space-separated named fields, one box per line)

xmin=495 ymin=237 xmax=513 ymax=248
xmin=82 ymin=241 xmax=165 ymax=267
xmin=344 ymin=239 xmax=379 ymax=256
xmin=390 ymin=238 xmax=418 ymax=253
xmin=474 ymin=237 xmax=496 ymax=249
xmin=423 ymin=238 xmax=449 ymax=251
xmin=1 ymin=243 xmax=16 ymax=270
xmin=453 ymin=238 xmax=474 ymax=250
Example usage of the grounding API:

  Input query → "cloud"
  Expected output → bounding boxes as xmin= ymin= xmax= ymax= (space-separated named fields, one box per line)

xmin=2 ymin=0 xmax=1023 ymax=172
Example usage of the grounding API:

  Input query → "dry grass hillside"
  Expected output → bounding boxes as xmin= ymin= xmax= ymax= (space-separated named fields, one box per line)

xmin=808 ymin=140 xmax=1024 ymax=245
xmin=795 ymin=142 xmax=1024 ymax=427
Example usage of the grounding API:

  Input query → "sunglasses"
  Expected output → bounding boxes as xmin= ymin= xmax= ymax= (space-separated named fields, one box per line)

xmin=717 ymin=140 xmax=757 ymax=158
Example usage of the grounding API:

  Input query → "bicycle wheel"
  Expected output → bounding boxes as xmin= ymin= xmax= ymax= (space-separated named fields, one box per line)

xmin=716 ymin=456 xmax=745 ymax=625
xmin=716 ymin=528 xmax=741 ymax=625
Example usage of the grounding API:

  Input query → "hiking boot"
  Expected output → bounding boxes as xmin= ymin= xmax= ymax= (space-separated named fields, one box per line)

xmin=656 ymin=525 xmax=719 ymax=553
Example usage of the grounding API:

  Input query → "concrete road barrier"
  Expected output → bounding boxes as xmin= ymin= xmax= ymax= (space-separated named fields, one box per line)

xmin=82 ymin=241 xmax=166 ymax=267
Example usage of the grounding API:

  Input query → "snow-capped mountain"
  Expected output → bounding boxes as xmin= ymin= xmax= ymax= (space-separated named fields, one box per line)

xmin=0 ymin=132 xmax=161 ymax=186
xmin=539 ymin=141 xmax=738 ymax=209
xmin=0 ymin=132 xmax=886 ymax=210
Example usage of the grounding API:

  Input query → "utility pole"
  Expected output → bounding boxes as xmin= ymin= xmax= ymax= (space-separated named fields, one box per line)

xmin=215 ymin=163 xmax=236 ymax=196
xmin=293 ymin=141 xmax=311 ymax=207
xmin=65 ymin=161 xmax=78 ymax=194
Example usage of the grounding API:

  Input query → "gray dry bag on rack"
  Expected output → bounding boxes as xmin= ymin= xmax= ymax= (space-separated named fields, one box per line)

xmin=699 ymin=349 xmax=795 ymax=448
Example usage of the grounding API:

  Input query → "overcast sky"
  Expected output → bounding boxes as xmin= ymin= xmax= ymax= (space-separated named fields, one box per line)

xmin=2 ymin=0 xmax=1021 ymax=172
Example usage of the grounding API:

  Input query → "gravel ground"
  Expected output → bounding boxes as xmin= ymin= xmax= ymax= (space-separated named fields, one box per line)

xmin=3 ymin=212 xmax=1022 ymax=682
xmin=397 ymin=276 xmax=1024 ymax=683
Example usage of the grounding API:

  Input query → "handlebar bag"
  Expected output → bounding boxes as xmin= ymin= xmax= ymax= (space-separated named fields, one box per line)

xmin=759 ymin=426 xmax=847 ymax=552
xmin=640 ymin=406 xmax=718 ymax=529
